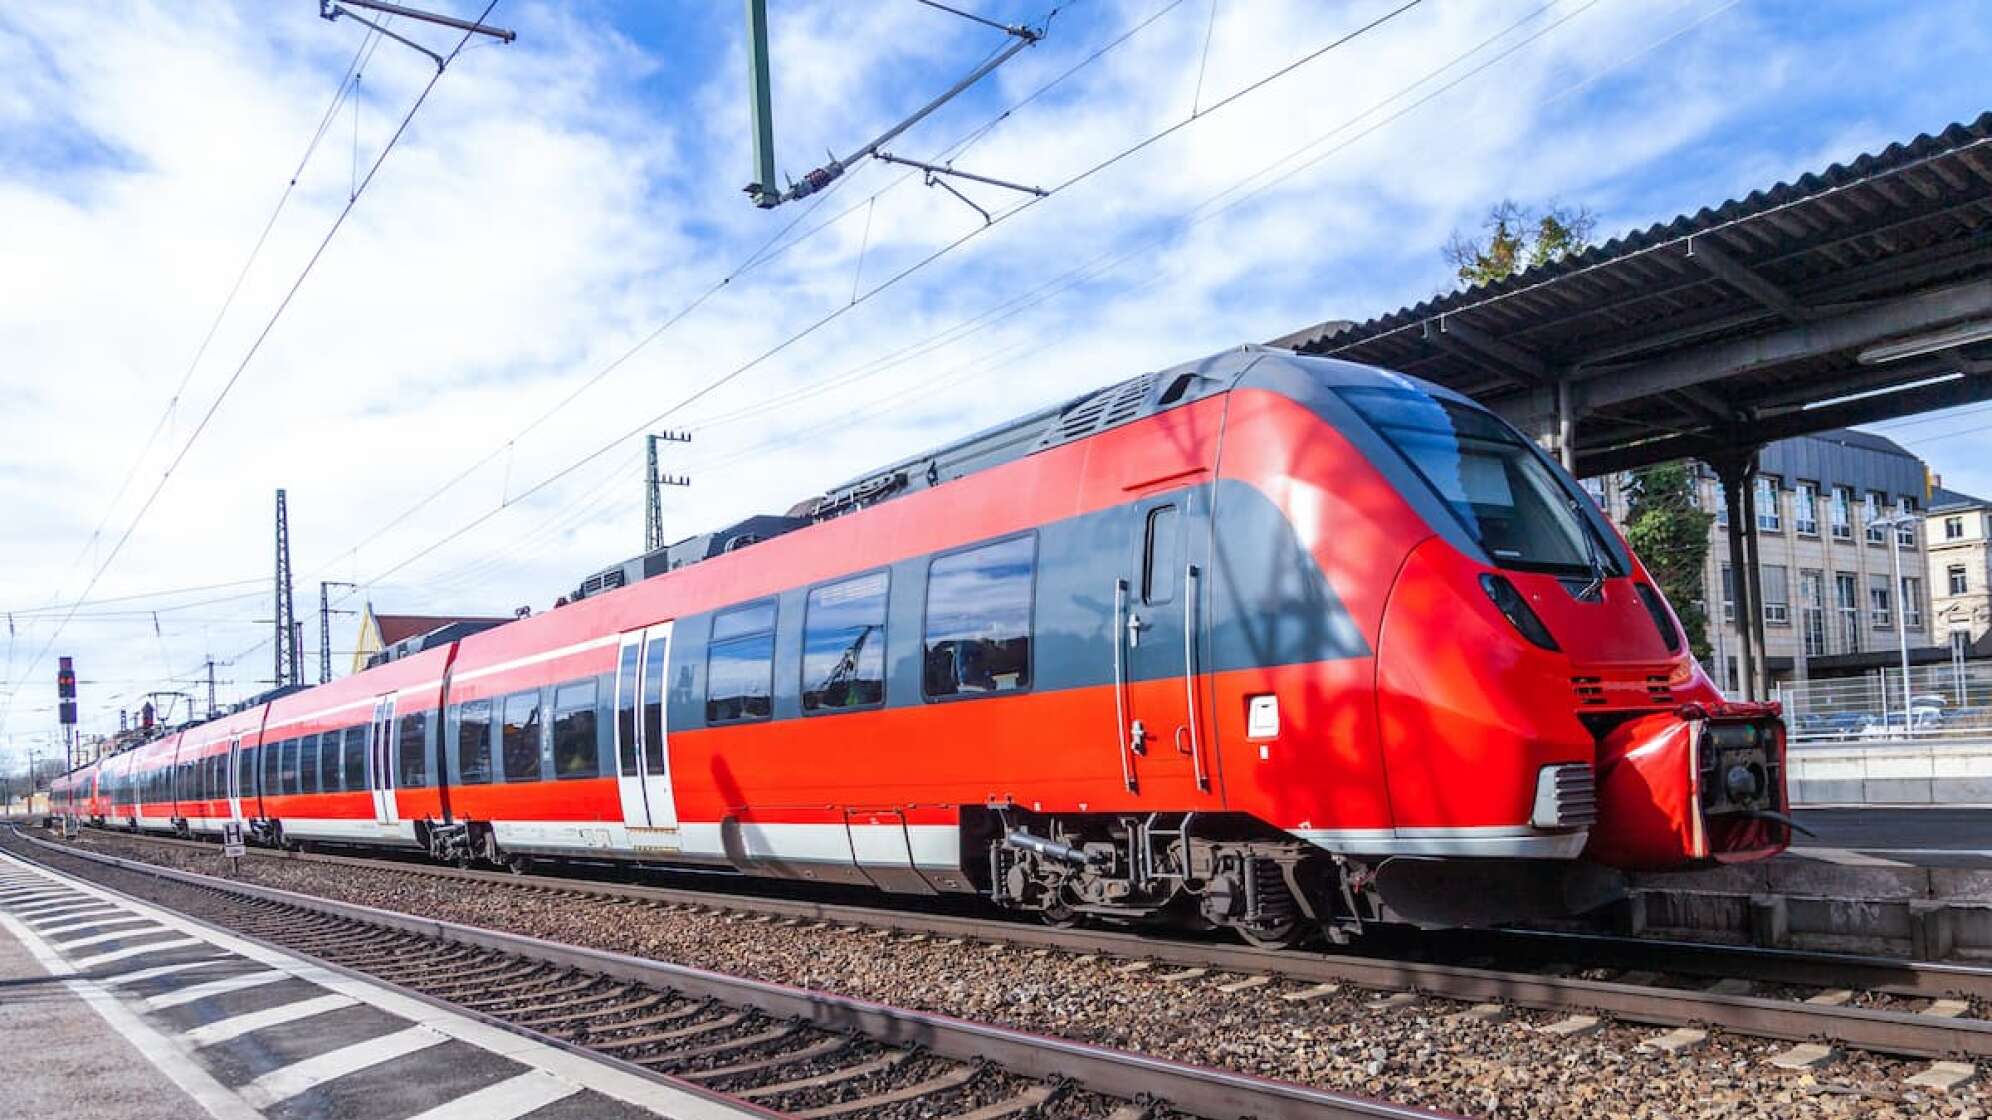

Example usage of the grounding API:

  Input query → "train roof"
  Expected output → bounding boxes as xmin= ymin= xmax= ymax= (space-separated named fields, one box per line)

xmin=566 ymin=346 xmax=1459 ymax=605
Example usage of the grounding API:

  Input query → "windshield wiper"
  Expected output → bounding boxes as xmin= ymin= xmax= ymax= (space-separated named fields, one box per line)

xmin=1569 ymin=498 xmax=1607 ymax=602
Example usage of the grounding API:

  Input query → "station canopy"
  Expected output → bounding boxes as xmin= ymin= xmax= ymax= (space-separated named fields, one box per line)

xmin=1272 ymin=111 xmax=1992 ymax=478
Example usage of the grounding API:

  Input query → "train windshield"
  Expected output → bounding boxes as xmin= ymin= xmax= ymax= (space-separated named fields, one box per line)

xmin=1339 ymin=386 xmax=1618 ymax=576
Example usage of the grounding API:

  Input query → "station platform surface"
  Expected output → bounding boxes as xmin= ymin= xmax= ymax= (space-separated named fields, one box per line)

xmin=0 ymin=849 xmax=762 ymax=1120
xmin=1785 ymin=807 xmax=1992 ymax=869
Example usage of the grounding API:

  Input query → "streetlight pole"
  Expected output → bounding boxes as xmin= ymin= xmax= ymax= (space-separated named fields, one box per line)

xmin=1870 ymin=512 xmax=1917 ymax=732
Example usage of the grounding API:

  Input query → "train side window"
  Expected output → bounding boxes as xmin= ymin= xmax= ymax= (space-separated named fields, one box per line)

xmin=299 ymin=734 xmax=320 ymax=795
xmin=802 ymin=571 xmax=888 ymax=713
xmin=923 ymin=535 xmax=1035 ymax=699
xmin=264 ymin=739 xmax=282 ymax=799
xmin=398 ymin=711 xmax=430 ymax=788
xmin=615 ymin=642 xmax=640 ymax=777
xmin=280 ymin=738 xmax=300 ymax=795
xmin=237 ymin=745 xmax=257 ymax=800
xmin=707 ymin=602 xmax=775 ymax=723
xmin=501 ymin=690 xmax=543 ymax=782
xmin=642 ymin=637 xmax=666 ymax=771
xmin=1142 ymin=505 xmax=1180 ymax=606
xmin=453 ymin=699 xmax=494 ymax=784
xmin=343 ymin=727 xmax=367 ymax=790
xmin=551 ymin=680 xmax=599 ymax=779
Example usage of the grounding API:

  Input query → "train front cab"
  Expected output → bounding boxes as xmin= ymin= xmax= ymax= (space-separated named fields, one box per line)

xmin=1230 ymin=351 xmax=1789 ymax=926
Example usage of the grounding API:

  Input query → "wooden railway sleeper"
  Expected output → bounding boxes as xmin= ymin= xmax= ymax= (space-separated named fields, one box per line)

xmin=597 ymin=1010 xmax=748 ymax=1054
xmin=685 ymin=1036 xmax=849 ymax=1084
xmin=546 ymin=997 xmax=709 ymax=1040
xmin=455 ymin=973 xmax=597 ymax=1009
xmin=503 ymin=983 xmax=640 ymax=1022
xmin=637 ymin=1023 xmax=800 ymax=1068
xmin=791 ymin=1063 xmax=981 ymax=1119
xmin=939 ymin=1083 xmax=1059 ymax=1120
xmin=735 ymin=1050 xmax=912 ymax=1101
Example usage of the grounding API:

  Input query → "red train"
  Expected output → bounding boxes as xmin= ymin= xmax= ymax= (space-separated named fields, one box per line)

xmin=46 ymin=347 xmax=1790 ymax=943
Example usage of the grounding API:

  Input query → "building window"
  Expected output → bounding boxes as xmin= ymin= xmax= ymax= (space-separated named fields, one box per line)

xmin=1835 ymin=573 xmax=1861 ymax=653
xmin=1903 ymin=576 xmax=1924 ymax=629
xmin=1713 ymin=480 xmax=1728 ymax=526
xmin=1951 ymin=564 xmax=1970 ymax=597
xmin=551 ymin=680 xmax=600 ymax=779
xmin=1761 ymin=564 xmax=1789 ymax=625
xmin=1869 ymin=574 xmax=1893 ymax=628
xmin=1799 ymin=569 xmax=1826 ymax=657
xmin=1830 ymin=487 xmax=1853 ymax=540
xmin=501 ymin=690 xmax=543 ymax=782
xmin=1865 ymin=492 xmax=1886 ymax=544
xmin=1581 ymin=476 xmax=1606 ymax=510
xmin=1755 ymin=475 xmax=1781 ymax=532
xmin=707 ymin=601 xmax=777 ymax=723
xmin=451 ymin=699 xmax=493 ymax=785
xmin=924 ymin=535 xmax=1035 ymax=699
xmin=1947 ymin=515 xmax=1965 ymax=540
xmin=1720 ymin=563 xmax=1735 ymax=622
xmin=1896 ymin=497 xmax=1917 ymax=547
xmin=1794 ymin=482 xmax=1818 ymax=535
xmin=802 ymin=571 xmax=888 ymax=713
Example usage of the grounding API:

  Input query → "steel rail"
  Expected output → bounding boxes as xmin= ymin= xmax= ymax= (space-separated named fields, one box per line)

xmin=11 ymin=830 xmax=1452 ymax=1120
xmin=54 ymin=826 xmax=1992 ymax=1058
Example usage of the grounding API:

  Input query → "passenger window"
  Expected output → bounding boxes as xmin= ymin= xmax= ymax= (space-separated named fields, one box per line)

xmin=707 ymin=604 xmax=774 ymax=723
xmin=320 ymin=731 xmax=343 ymax=793
xmin=453 ymin=699 xmax=494 ymax=785
xmin=264 ymin=739 xmax=282 ymax=798
xmin=279 ymin=738 xmax=299 ymax=795
xmin=1143 ymin=505 xmax=1180 ymax=606
xmin=343 ymin=726 xmax=367 ymax=790
xmin=299 ymin=734 xmax=320 ymax=795
xmin=924 ymin=535 xmax=1035 ymax=698
xmin=552 ymin=680 xmax=599 ymax=779
xmin=501 ymin=690 xmax=543 ymax=782
xmin=615 ymin=642 xmax=640 ymax=777
xmin=642 ymin=636 xmax=666 ymax=772
xmin=238 ymin=745 xmax=257 ymax=799
xmin=803 ymin=571 xmax=887 ymax=713
xmin=398 ymin=712 xmax=430 ymax=788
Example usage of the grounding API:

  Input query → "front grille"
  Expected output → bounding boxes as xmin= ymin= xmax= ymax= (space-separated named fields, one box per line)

xmin=1532 ymin=763 xmax=1598 ymax=830
xmin=1646 ymin=674 xmax=1676 ymax=706
xmin=1571 ymin=676 xmax=1607 ymax=706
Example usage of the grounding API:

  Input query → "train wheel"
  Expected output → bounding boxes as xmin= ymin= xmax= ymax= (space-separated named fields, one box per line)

xmin=1037 ymin=900 xmax=1082 ymax=929
xmin=1235 ymin=916 xmax=1307 ymax=950
xmin=504 ymin=855 xmax=532 ymax=876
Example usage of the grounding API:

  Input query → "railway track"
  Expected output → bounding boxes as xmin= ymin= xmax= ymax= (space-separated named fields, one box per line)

xmin=5 ymin=828 xmax=1449 ymax=1120
xmin=41 ymin=826 xmax=1992 ymax=1088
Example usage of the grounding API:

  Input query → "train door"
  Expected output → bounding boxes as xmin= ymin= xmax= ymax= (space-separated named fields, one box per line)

xmin=226 ymin=736 xmax=243 ymax=823
xmin=368 ymin=696 xmax=399 ymax=826
xmin=614 ymin=623 xmax=680 ymax=845
xmin=1116 ymin=494 xmax=1219 ymax=800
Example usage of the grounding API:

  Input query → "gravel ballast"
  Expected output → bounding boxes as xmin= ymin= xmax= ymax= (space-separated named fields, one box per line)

xmin=26 ymin=829 xmax=1992 ymax=1119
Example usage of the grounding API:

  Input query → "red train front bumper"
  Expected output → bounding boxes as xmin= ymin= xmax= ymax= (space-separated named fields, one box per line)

xmin=1582 ymin=701 xmax=1791 ymax=871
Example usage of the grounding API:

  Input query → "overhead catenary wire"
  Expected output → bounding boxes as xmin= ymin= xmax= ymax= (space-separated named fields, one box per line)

xmin=349 ymin=0 xmax=1429 ymax=592
xmin=0 ymin=2 xmax=503 ymax=740
xmin=300 ymin=0 xmax=1179 ymax=593
xmin=412 ymin=0 xmax=1656 ymax=594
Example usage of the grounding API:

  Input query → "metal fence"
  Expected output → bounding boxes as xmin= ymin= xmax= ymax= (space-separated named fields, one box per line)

xmin=1776 ymin=660 xmax=1992 ymax=743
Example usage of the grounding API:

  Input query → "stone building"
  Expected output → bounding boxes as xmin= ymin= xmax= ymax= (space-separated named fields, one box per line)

xmin=1584 ymin=428 xmax=1935 ymax=689
xmin=1927 ymin=486 xmax=1992 ymax=658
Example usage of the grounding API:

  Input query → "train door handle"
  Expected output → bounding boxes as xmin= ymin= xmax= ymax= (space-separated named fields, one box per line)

xmin=1130 ymin=718 xmax=1148 ymax=755
xmin=1127 ymin=611 xmax=1151 ymax=647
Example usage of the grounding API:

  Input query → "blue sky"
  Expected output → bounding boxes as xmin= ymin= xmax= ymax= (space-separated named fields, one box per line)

xmin=1 ymin=0 xmax=1989 ymax=760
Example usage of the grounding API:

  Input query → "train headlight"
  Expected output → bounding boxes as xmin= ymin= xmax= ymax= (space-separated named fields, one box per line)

xmin=1479 ymin=574 xmax=1560 ymax=652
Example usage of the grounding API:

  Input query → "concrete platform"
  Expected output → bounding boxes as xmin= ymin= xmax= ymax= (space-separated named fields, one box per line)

xmin=0 ymin=850 xmax=766 ymax=1120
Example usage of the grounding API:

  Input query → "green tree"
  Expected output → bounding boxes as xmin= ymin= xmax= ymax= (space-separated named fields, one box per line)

xmin=1622 ymin=462 xmax=1715 ymax=662
xmin=1443 ymin=200 xmax=1597 ymax=288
